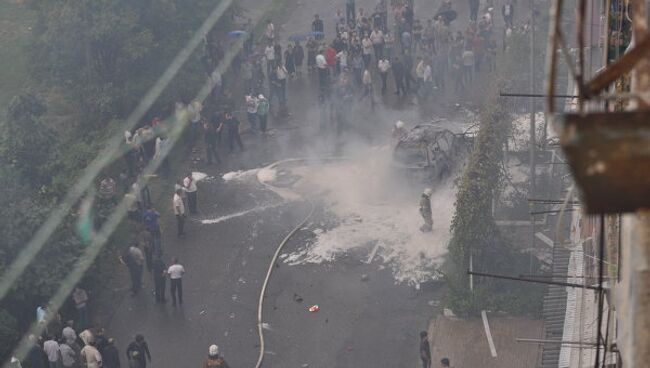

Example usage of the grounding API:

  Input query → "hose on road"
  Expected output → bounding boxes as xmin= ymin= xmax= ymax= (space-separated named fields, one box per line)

xmin=254 ymin=161 xmax=315 ymax=368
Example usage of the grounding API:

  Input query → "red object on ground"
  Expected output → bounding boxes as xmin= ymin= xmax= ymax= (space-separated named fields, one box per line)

xmin=308 ymin=305 xmax=320 ymax=312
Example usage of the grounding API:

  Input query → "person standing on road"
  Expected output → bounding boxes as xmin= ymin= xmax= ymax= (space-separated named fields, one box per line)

xmin=102 ymin=338 xmax=121 ymax=368
xmin=203 ymin=120 xmax=220 ymax=165
xmin=72 ymin=286 xmax=89 ymax=330
xmin=120 ymin=246 xmax=143 ymax=295
xmin=173 ymin=189 xmax=186 ymax=237
xmin=392 ymin=56 xmax=406 ymax=96
xmin=219 ymin=112 xmax=244 ymax=153
xmin=80 ymin=341 xmax=102 ymax=368
xmin=420 ymin=188 xmax=433 ymax=232
xmin=293 ymin=41 xmax=305 ymax=76
xmin=420 ymin=331 xmax=432 ymax=368
xmin=244 ymin=95 xmax=259 ymax=133
xmin=312 ymin=14 xmax=324 ymax=40
xmin=256 ymin=95 xmax=270 ymax=134
xmin=58 ymin=338 xmax=77 ymax=368
xmin=142 ymin=206 xmax=161 ymax=250
xmin=152 ymin=256 xmax=167 ymax=303
xmin=42 ymin=335 xmax=61 ymax=368
xmin=346 ymin=0 xmax=356 ymax=23
xmin=203 ymin=345 xmax=229 ymax=368
xmin=502 ymin=0 xmax=514 ymax=28
xmin=183 ymin=172 xmax=198 ymax=215
xmin=168 ymin=258 xmax=185 ymax=306
xmin=126 ymin=335 xmax=151 ymax=368
xmin=378 ymin=58 xmax=391 ymax=95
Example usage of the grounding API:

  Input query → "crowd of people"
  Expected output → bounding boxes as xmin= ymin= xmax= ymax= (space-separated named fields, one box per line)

xmin=19 ymin=0 xmax=524 ymax=366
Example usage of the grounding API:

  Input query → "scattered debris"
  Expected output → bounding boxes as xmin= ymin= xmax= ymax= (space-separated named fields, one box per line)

xmin=199 ymin=310 xmax=206 ymax=315
xmin=261 ymin=323 xmax=272 ymax=331
xmin=443 ymin=308 xmax=456 ymax=318
xmin=308 ymin=305 xmax=320 ymax=312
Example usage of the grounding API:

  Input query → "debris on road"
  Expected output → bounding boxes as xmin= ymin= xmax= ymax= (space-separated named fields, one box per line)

xmin=308 ymin=305 xmax=319 ymax=312
xmin=293 ymin=293 xmax=303 ymax=303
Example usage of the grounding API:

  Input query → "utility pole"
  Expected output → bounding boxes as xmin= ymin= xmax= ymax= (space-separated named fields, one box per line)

xmin=529 ymin=0 xmax=536 ymax=273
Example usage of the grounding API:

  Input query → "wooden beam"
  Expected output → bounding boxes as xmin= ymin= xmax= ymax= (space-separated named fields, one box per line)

xmin=585 ymin=33 xmax=650 ymax=96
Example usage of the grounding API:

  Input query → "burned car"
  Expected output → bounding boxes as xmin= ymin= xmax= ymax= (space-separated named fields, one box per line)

xmin=393 ymin=123 xmax=472 ymax=182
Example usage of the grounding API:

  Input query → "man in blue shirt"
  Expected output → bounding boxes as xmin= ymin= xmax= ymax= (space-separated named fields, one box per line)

xmin=142 ymin=206 xmax=161 ymax=253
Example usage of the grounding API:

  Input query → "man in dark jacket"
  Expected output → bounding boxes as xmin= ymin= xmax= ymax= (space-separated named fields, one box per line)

xmin=312 ymin=14 xmax=324 ymax=39
xmin=103 ymin=338 xmax=121 ymax=368
xmin=152 ymin=257 xmax=167 ymax=303
xmin=420 ymin=331 xmax=432 ymax=368
xmin=126 ymin=335 xmax=151 ymax=368
xmin=392 ymin=56 xmax=406 ymax=96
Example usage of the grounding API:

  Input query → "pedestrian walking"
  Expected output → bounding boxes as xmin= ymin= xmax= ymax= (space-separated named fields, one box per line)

xmin=502 ymin=0 xmax=514 ymax=28
xmin=265 ymin=20 xmax=275 ymax=42
xmin=419 ymin=188 xmax=433 ymax=232
xmin=72 ymin=286 xmax=89 ymax=330
xmin=306 ymin=38 xmax=318 ymax=71
xmin=126 ymin=335 xmax=151 ymax=368
xmin=103 ymin=338 xmax=121 ymax=368
xmin=202 ymin=345 xmax=229 ymax=368
xmin=173 ymin=189 xmax=186 ymax=237
xmin=168 ymin=258 xmax=185 ymax=306
xmin=219 ymin=112 xmax=244 ymax=153
xmin=276 ymin=64 xmax=288 ymax=108
xmin=183 ymin=172 xmax=198 ymax=215
xmin=256 ymin=95 xmax=270 ymax=134
xmin=152 ymin=257 xmax=167 ymax=303
xmin=420 ymin=331 xmax=432 ymax=368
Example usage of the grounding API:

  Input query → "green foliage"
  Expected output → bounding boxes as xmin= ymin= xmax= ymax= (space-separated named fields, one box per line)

xmin=0 ymin=0 xmax=239 ymax=336
xmin=445 ymin=79 xmax=543 ymax=316
xmin=1 ymin=94 xmax=57 ymax=188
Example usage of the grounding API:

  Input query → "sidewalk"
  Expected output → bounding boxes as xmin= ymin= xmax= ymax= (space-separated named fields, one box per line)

xmin=429 ymin=313 xmax=543 ymax=367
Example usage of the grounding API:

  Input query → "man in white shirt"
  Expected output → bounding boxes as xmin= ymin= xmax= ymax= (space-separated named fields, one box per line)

xmin=265 ymin=43 xmax=275 ymax=74
xmin=167 ymin=258 xmax=185 ymax=306
xmin=378 ymin=59 xmax=391 ymax=95
xmin=173 ymin=189 xmax=186 ymax=238
xmin=43 ymin=336 xmax=60 ymax=367
xmin=370 ymin=28 xmax=384 ymax=60
xmin=183 ymin=172 xmax=198 ymax=215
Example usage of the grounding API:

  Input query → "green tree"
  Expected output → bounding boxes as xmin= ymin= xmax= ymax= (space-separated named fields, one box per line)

xmin=1 ymin=94 xmax=56 ymax=188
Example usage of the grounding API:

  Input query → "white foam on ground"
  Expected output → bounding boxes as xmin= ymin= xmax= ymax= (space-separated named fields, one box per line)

xmin=222 ymin=169 xmax=258 ymax=182
xmin=201 ymin=203 xmax=284 ymax=224
xmin=257 ymin=167 xmax=277 ymax=183
xmin=192 ymin=171 xmax=210 ymax=181
xmin=284 ymin=148 xmax=457 ymax=285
